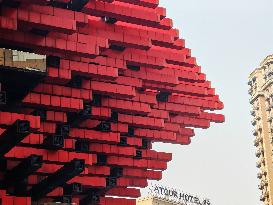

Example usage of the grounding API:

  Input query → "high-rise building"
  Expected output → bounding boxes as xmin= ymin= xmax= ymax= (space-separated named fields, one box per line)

xmin=248 ymin=55 xmax=273 ymax=205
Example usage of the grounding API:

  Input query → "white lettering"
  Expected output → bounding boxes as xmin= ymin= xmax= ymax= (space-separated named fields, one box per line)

xmin=149 ymin=185 xmax=211 ymax=205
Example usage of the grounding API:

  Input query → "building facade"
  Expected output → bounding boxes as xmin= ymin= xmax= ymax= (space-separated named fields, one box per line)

xmin=138 ymin=185 xmax=211 ymax=205
xmin=248 ymin=55 xmax=273 ymax=205
xmin=137 ymin=196 xmax=185 ymax=205
xmin=0 ymin=0 xmax=224 ymax=204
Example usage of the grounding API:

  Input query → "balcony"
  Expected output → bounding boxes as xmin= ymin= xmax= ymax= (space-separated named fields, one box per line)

xmin=260 ymin=158 xmax=265 ymax=165
xmin=261 ymin=179 xmax=268 ymax=187
xmin=250 ymin=110 xmax=255 ymax=116
xmin=256 ymin=161 xmax=261 ymax=168
xmin=255 ymin=150 xmax=261 ymax=158
xmin=263 ymin=180 xmax=268 ymax=186
xmin=258 ymin=184 xmax=263 ymax=190
xmin=248 ymin=79 xmax=252 ymax=86
xmin=254 ymin=139 xmax=259 ymax=147
xmin=255 ymin=148 xmax=263 ymax=157
xmin=254 ymin=135 xmax=262 ymax=147
xmin=251 ymin=119 xmax=257 ymax=126
xmin=253 ymin=129 xmax=258 ymax=136
xmin=257 ymin=172 xmax=263 ymax=179
xmin=256 ymin=115 xmax=261 ymax=121
xmin=261 ymin=168 xmax=267 ymax=177
xmin=260 ymin=190 xmax=269 ymax=202
xmin=248 ymin=88 xmax=253 ymax=95
xmin=260 ymin=195 xmax=265 ymax=202
xmin=258 ymin=179 xmax=268 ymax=191
xmin=265 ymin=69 xmax=273 ymax=78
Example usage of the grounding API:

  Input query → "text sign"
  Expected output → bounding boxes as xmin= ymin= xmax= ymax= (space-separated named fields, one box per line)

xmin=148 ymin=184 xmax=211 ymax=205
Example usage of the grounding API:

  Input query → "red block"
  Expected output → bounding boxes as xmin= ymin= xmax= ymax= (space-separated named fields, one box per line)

xmin=0 ymin=0 xmax=224 ymax=204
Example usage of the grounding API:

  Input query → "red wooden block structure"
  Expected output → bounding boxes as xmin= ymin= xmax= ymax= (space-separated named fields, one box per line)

xmin=0 ymin=0 xmax=224 ymax=204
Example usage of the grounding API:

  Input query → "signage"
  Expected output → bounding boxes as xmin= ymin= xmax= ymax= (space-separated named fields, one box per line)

xmin=148 ymin=184 xmax=212 ymax=205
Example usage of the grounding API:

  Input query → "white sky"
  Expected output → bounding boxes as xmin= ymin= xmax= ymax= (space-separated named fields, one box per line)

xmin=142 ymin=0 xmax=273 ymax=205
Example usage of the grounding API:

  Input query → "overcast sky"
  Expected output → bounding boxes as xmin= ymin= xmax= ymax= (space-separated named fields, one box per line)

xmin=142 ymin=0 xmax=273 ymax=205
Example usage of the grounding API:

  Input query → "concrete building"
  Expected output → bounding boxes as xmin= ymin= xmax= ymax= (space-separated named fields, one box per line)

xmin=137 ymin=196 xmax=185 ymax=205
xmin=248 ymin=55 xmax=273 ymax=205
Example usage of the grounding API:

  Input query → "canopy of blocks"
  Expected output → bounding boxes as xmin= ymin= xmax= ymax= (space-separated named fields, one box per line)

xmin=0 ymin=0 xmax=224 ymax=204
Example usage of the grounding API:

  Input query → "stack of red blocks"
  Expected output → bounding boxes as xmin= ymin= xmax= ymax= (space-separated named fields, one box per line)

xmin=0 ymin=0 xmax=224 ymax=204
